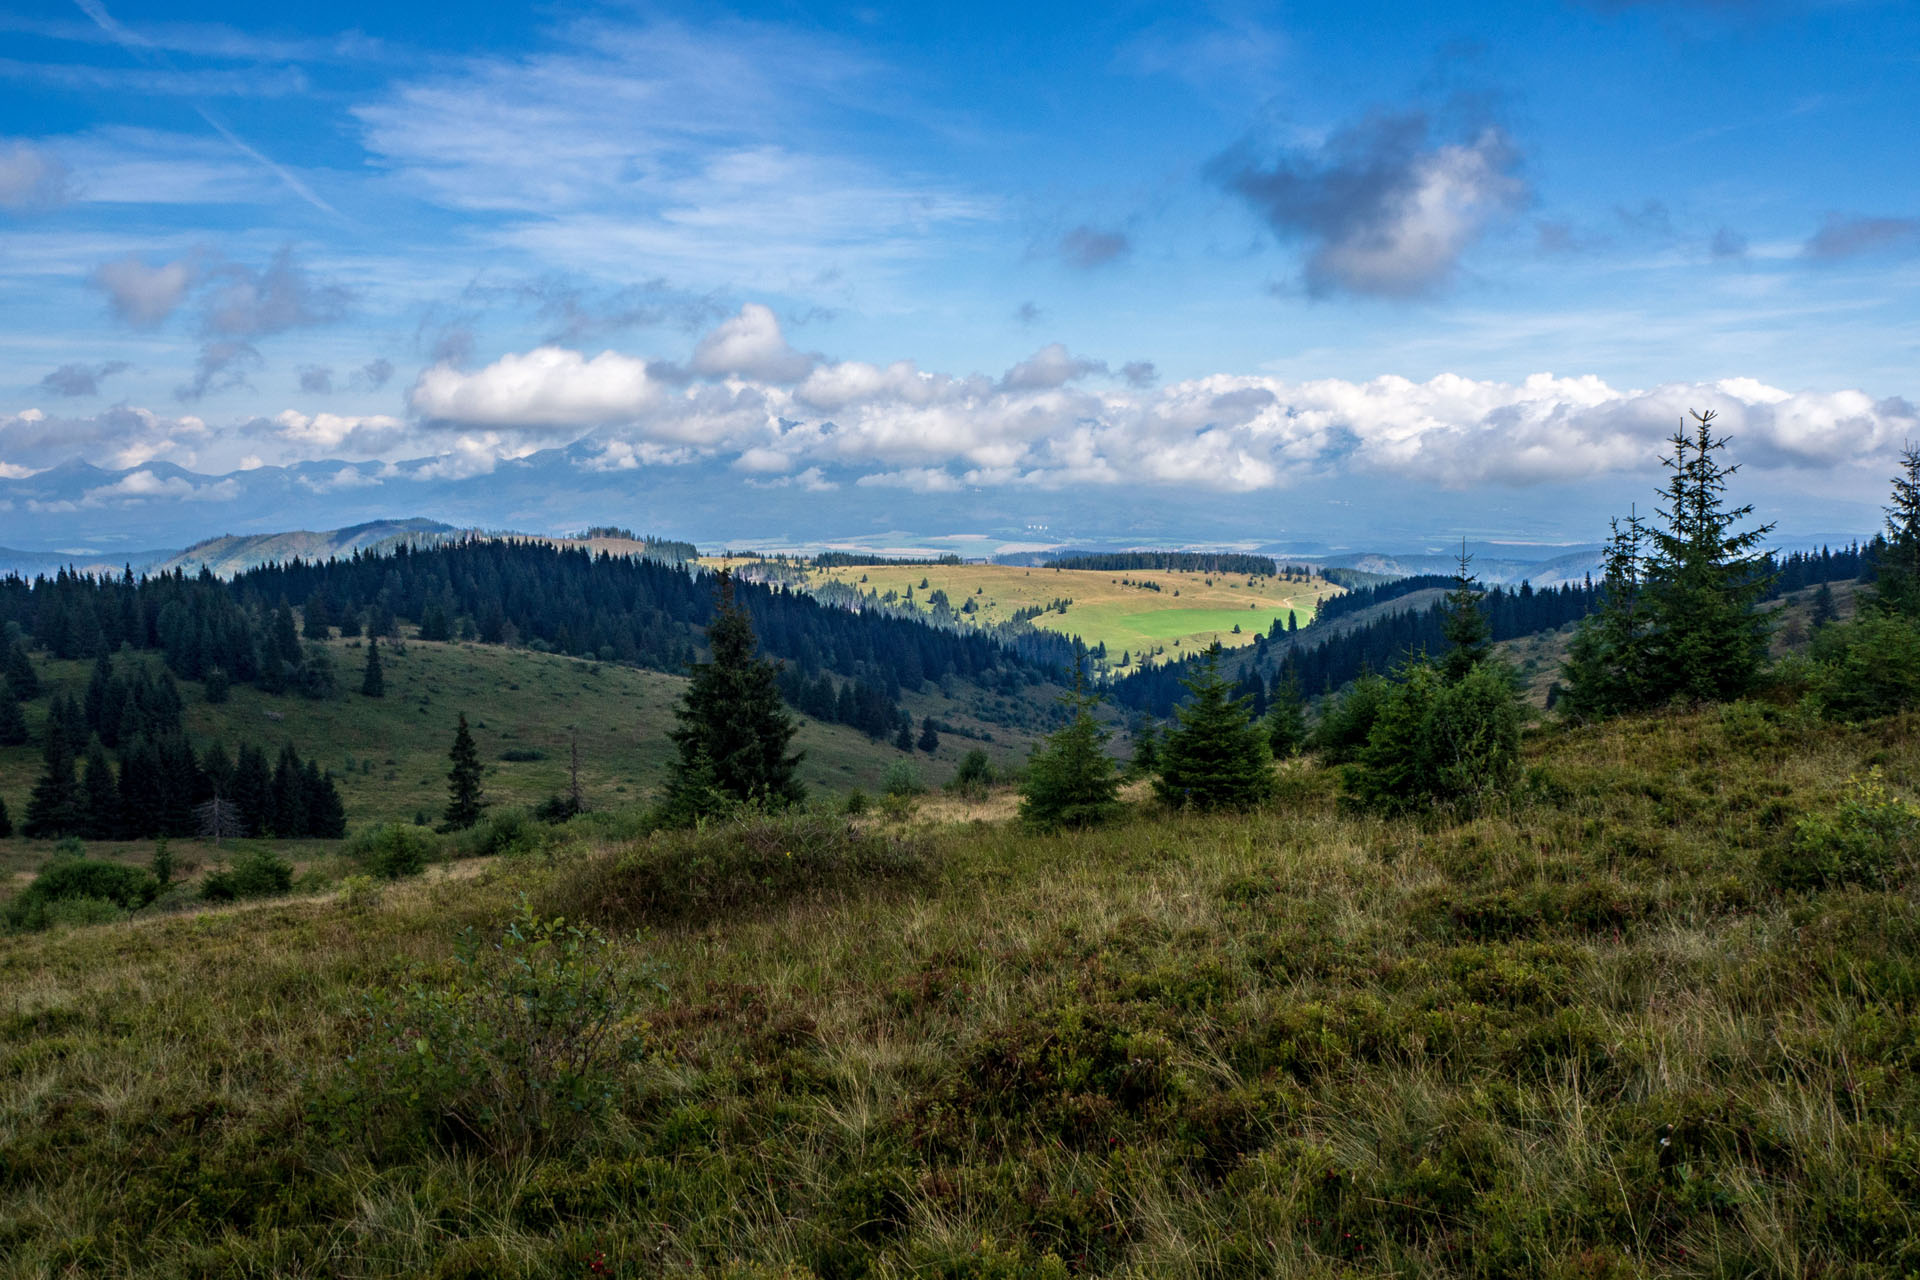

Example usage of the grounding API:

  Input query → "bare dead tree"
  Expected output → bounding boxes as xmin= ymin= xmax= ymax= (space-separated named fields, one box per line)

xmin=195 ymin=794 xmax=246 ymax=846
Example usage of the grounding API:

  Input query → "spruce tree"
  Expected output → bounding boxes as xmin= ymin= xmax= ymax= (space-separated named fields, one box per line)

xmin=665 ymin=574 xmax=804 ymax=817
xmin=23 ymin=715 xmax=79 ymax=838
xmin=893 ymin=720 xmax=914 ymax=752
xmin=1154 ymin=644 xmax=1276 ymax=812
xmin=361 ymin=636 xmax=385 ymax=697
xmin=1809 ymin=583 xmax=1838 ymax=630
xmin=444 ymin=713 xmax=485 ymax=831
xmin=0 ymin=679 xmax=28 ymax=747
xmin=1641 ymin=410 xmax=1775 ymax=704
xmin=1559 ymin=512 xmax=1653 ymax=720
xmin=0 ymin=793 xmax=12 ymax=839
xmin=79 ymin=739 xmax=120 ymax=840
xmin=1129 ymin=721 xmax=1160 ymax=778
xmin=4 ymin=638 xmax=37 ymax=700
xmin=1264 ymin=666 xmax=1308 ymax=758
xmin=1019 ymin=686 xmax=1122 ymax=830
xmin=917 ymin=716 xmax=940 ymax=753
xmin=1439 ymin=539 xmax=1492 ymax=684
xmin=1869 ymin=442 xmax=1920 ymax=617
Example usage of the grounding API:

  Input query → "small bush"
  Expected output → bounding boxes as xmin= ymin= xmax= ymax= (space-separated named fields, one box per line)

xmin=349 ymin=823 xmax=437 ymax=879
xmin=460 ymin=807 xmax=542 ymax=859
xmin=882 ymin=761 xmax=925 ymax=797
xmin=947 ymin=748 xmax=996 ymax=798
xmin=336 ymin=874 xmax=384 ymax=912
xmin=1765 ymin=770 xmax=1919 ymax=891
xmin=499 ymin=746 xmax=548 ymax=762
xmin=41 ymin=896 xmax=128 ymax=928
xmin=841 ymin=788 xmax=870 ymax=816
xmin=1341 ymin=662 xmax=1526 ymax=817
xmin=1311 ymin=672 xmax=1392 ymax=765
xmin=545 ymin=812 xmax=934 ymax=928
xmin=201 ymin=848 xmax=294 ymax=902
xmin=4 ymin=858 xmax=157 ymax=930
xmin=322 ymin=899 xmax=659 ymax=1158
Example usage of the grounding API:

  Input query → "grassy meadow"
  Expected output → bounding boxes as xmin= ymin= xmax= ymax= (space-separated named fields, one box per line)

xmin=0 ymin=635 xmax=1042 ymax=892
xmin=708 ymin=559 xmax=1343 ymax=667
xmin=3 ymin=697 xmax=1918 ymax=1276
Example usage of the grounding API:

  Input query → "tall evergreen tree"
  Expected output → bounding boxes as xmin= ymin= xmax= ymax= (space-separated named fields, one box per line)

xmin=443 ymin=713 xmax=485 ymax=831
xmin=1809 ymin=583 xmax=1839 ymax=630
xmin=4 ymin=638 xmax=37 ymax=700
xmin=0 ymin=679 xmax=28 ymax=747
xmin=1264 ymin=665 xmax=1308 ymax=758
xmin=22 ymin=714 xmax=79 ymax=837
xmin=1439 ymin=539 xmax=1492 ymax=684
xmin=361 ymin=636 xmax=385 ymax=697
xmin=1641 ymin=410 xmax=1775 ymax=704
xmin=1559 ymin=511 xmax=1653 ymax=720
xmin=1154 ymin=644 xmax=1276 ymax=812
xmin=0 ymin=793 xmax=12 ymax=839
xmin=1019 ymin=684 xmax=1122 ymax=830
xmin=79 ymin=739 xmax=121 ymax=840
xmin=665 ymin=573 xmax=804 ymax=817
xmin=1869 ymin=442 xmax=1920 ymax=617
xmin=917 ymin=716 xmax=940 ymax=753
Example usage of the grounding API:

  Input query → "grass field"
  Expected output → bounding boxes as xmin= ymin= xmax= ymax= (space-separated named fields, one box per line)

xmin=3 ymin=702 xmax=1917 ymax=1275
xmin=0 ymin=635 xmax=1040 ymax=858
xmin=708 ymin=558 xmax=1343 ymax=668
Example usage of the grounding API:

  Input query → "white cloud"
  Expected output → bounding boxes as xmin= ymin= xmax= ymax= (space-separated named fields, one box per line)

xmin=410 ymin=346 xmax=662 ymax=428
xmin=691 ymin=303 xmax=815 ymax=383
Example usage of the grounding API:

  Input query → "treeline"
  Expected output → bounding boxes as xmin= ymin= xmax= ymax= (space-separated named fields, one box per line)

xmin=775 ymin=667 xmax=911 ymax=742
xmin=812 ymin=552 xmax=964 ymax=568
xmin=1308 ymin=574 xmax=1456 ymax=627
xmin=1114 ymin=580 xmax=1604 ymax=717
xmin=1044 ymin=551 xmax=1281 ymax=576
xmin=0 ymin=543 xmax=1065 ymax=744
xmin=575 ymin=529 xmax=700 ymax=563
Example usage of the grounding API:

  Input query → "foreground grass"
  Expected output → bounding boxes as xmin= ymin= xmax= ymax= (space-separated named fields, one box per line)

xmin=2 ymin=706 xmax=1918 ymax=1276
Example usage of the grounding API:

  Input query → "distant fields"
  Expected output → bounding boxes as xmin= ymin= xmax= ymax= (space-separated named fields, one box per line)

xmin=709 ymin=558 xmax=1343 ymax=667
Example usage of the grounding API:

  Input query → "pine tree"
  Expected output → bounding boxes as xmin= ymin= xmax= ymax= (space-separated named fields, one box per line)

xmin=893 ymin=720 xmax=914 ymax=752
xmin=1019 ymin=685 xmax=1123 ymax=830
xmin=4 ymin=638 xmax=37 ymax=700
xmin=0 ymin=679 xmax=28 ymax=747
xmin=0 ymin=794 xmax=12 ymax=839
xmin=23 ymin=715 xmax=79 ymax=837
xmin=1559 ymin=511 xmax=1653 ymax=720
xmin=1641 ymin=410 xmax=1775 ymax=704
xmin=230 ymin=743 xmax=273 ymax=835
xmin=361 ymin=636 xmax=385 ymax=697
xmin=1154 ymin=644 xmax=1276 ymax=812
xmin=665 ymin=574 xmax=804 ymax=817
xmin=1264 ymin=667 xmax=1308 ymax=758
xmin=1870 ymin=442 xmax=1920 ymax=617
xmin=79 ymin=739 xmax=120 ymax=840
xmin=1129 ymin=721 xmax=1160 ymax=778
xmin=1439 ymin=539 xmax=1491 ymax=684
xmin=151 ymin=836 xmax=174 ymax=886
xmin=1810 ymin=582 xmax=1838 ymax=630
xmin=917 ymin=716 xmax=940 ymax=753
xmin=444 ymin=713 xmax=485 ymax=831
xmin=302 ymin=591 xmax=332 ymax=640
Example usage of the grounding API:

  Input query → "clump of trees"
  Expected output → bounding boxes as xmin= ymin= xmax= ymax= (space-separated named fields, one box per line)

xmin=1800 ymin=443 xmax=1920 ymax=720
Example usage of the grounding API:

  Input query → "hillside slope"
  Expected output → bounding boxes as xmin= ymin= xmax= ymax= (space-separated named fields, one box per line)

xmin=2 ymin=705 xmax=1916 ymax=1274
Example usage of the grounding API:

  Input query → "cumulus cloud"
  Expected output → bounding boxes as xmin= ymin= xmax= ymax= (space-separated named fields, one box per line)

xmin=410 ymin=346 xmax=662 ymax=428
xmin=80 ymin=469 xmax=239 ymax=506
xmin=1058 ymin=225 xmax=1130 ymax=269
xmin=92 ymin=254 xmax=198 ymax=327
xmin=250 ymin=408 xmax=412 ymax=457
xmin=1000 ymin=343 xmax=1106 ymax=391
xmin=1210 ymin=109 xmax=1526 ymax=297
xmin=1803 ymin=214 xmax=1920 ymax=261
xmin=0 ymin=403 xmax=209 ymax=471
xmin=38 ymin=360 xmax=130 ymax=397
xmin=689 ymin=303 xmax=816 ymax=383
xmin=0 ymin=138 xmax=70 ymax=210
xmin=403 ymin=327 xmax=1917 ymax=496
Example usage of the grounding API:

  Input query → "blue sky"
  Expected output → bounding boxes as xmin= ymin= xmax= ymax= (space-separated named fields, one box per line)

xmin=0 ymin=0 xmax=1916 ymax=550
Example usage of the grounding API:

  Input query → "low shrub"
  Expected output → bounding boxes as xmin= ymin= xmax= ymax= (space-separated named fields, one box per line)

xmin=947 ymin=748 xmax=996 ymax=798
xmin=348 ymin=823 xmax=438 ymax=879
xmin=545 ymin=811 xmax=935 ymax=928
xmin=499 ymin=746 xmax=548 ymax=762
xmin=200 ymin=848 xmax=294 ymax=902
xmin=882 ymin=761 xmax=925 ymax=797
xmin=4 ymin=857 xmax=157 ymax=931
xmin=1765 ymin=769 xmax=1919 ymax=891
xmin=320 ymin=899 xmax=660 ymax=1158
xmin=459 ymin=807 xmax=544 ymax=859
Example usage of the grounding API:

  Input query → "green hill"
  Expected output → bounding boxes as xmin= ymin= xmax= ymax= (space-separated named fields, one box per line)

xmin=2 ymin=702 xmax=1917 ymax=1274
